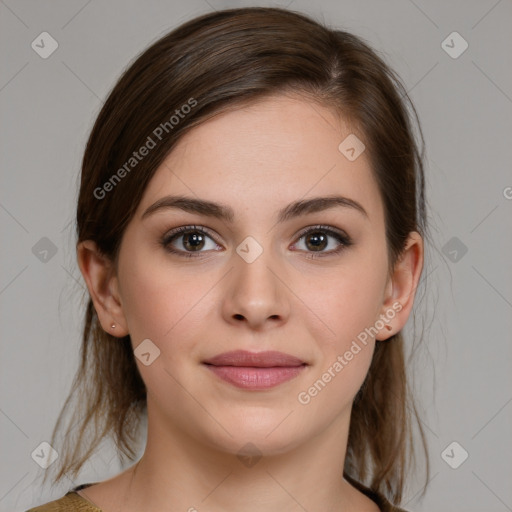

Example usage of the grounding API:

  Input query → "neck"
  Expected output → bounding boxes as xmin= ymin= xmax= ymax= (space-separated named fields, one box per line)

xmin=117 ymin=398 xmax=364 ymax=512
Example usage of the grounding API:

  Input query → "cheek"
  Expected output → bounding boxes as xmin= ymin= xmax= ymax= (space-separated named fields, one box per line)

xmin=296 ymin=258 xmax=386 ymax=404
xmin=117 ymin=246 xmax=179 ymax=343
xmin=296 ymin=273 xmax=381 ymax=413
xmin=303 ymin=262 xmax=386 ymax=347
xmin=117 ymin=247 xmax=217 ymax=352
xmin=119 ymin=276 xmax=169 ymax=342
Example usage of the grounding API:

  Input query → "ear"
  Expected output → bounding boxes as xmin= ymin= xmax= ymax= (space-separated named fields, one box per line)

xmin=375 ymin=231 xmax=424 ymax=341
xmin=76 ymin=240 xmax=129 ymax=337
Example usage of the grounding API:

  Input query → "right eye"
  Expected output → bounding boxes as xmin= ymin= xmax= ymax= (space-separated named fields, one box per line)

xmin=160 ymin=225 xmax=222 ymax=258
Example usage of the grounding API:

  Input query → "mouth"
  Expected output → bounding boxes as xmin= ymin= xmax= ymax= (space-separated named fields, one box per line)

xmin=202 ymin=350 xmax=308 ymax=390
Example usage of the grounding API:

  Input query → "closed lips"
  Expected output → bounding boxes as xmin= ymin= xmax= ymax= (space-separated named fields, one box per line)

xmin=202 ymin=350 xmax=306 ymax=367
xmin=202 ymin=350 xmax=308 ymax=390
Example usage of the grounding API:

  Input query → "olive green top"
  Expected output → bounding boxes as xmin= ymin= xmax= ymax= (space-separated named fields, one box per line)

xmin=26 ymin=477 xmax=409 ymax=512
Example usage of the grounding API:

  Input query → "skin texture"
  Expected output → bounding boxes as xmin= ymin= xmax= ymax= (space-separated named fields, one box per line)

xmin=77 ymin=93 xmax=423 ymax=512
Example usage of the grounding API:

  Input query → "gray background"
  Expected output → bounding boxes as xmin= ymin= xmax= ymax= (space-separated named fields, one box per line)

xmin=1 ymin=0 xmax=511 ymax=511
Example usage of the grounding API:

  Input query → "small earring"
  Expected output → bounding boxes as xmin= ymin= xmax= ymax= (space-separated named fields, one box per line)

xmin=111 ymin=324 xmax=116 ymax=329
xmin=385 ymin=324 xmax=392 ymax=332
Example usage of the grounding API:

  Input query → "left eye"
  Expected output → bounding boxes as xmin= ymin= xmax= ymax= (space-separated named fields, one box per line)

xmin=292 ymin=225 xmax=352 ymax=258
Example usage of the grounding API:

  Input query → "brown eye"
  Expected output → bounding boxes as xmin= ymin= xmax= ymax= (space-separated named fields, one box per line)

xmin=161 ymin=226 xmax=220 ymax=258
xmin=304 ymin=231 xmax=329 ymax=251
xmin=180 ymin=231 xmax=206 ymax=251
xmin=293 ymin=225 xmax=352 ymax=259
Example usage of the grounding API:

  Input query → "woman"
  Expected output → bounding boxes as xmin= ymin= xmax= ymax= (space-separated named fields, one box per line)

xmin=27 ymin=6 xmax=431 ymax=512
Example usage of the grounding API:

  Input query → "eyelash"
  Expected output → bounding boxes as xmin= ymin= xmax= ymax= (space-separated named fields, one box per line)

xmin=160 ymin=224 xmax=353 ymax=260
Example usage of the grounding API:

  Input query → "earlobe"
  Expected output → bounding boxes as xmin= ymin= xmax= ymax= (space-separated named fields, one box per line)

xmin=76 ymin=240 xmax=129 ymax=337
xmin=376 ymin=231 xmax=424 ymax=341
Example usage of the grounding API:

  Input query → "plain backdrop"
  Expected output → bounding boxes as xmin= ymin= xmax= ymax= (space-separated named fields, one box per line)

xmin=1 ymin=1 xmax=511 ymax=511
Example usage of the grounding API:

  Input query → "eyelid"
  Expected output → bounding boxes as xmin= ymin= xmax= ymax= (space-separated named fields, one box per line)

xmin=161 ymin=224 xmax=350 ymax=247
xmin=161 ymin=224 xmax=222 ymax=246
xmin=293 ymin=224 xmax=349 ymax=241
xmin=160 ymin=223 xmax=353 ymax=261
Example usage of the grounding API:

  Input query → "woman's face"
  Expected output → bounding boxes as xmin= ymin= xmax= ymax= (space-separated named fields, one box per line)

xmin=113 ymin=94 xmax=403 ymax=455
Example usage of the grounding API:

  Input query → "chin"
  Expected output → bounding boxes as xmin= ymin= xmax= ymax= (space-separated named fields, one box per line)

xmin=200 ymin=417 xmax=309 ymax=458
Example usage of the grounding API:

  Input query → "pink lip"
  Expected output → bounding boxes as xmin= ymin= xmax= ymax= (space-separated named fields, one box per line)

xmin=202 ymin=350 xmax=307 ymax=390
xmin=203 ymin=350 xmax=305 ymax=367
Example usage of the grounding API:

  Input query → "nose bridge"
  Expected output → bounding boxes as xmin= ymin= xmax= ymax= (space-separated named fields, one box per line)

xmin=224 ymin=235 xmax=289 ymax=326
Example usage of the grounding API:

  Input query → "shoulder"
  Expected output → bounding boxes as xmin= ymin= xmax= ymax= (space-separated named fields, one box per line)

xmin=25 ymin=491 xmax=103 ymax=512
xmin=344 ymin=473 xmax=410 ymax=512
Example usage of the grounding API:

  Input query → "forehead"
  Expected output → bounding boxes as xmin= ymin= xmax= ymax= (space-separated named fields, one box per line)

xmin=137 ymin=94 xmax=383 ymax=223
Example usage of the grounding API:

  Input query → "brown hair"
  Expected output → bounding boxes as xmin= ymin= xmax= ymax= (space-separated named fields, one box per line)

xmin=46 ymin=6 xmax=431 ymax=505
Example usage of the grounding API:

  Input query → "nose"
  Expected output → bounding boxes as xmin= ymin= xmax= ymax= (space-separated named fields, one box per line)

xmin=221 ymin=248 xmax=290 ymax=331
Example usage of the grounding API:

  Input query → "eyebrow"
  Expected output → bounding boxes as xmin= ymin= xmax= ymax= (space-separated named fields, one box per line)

xmin=141 ymin=194 xmax=368 ymax=223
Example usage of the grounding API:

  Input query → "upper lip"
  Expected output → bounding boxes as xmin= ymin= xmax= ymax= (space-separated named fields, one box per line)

xmin=203 ymin=350 xmax=306 ymax=367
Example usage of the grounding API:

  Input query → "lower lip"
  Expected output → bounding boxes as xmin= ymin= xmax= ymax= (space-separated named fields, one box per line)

xmin=204 ymin=364 xmax=306 ymax=389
